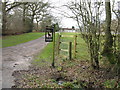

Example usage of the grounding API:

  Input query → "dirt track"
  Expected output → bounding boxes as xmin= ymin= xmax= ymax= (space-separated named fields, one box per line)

xmin=1 ymin=36 xmax=48 ymax=89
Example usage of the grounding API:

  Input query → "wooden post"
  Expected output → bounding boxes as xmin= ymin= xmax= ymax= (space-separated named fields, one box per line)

xmin=52 ymin=26 xmax=55 ymax=68
xmin=57 ymin=34 xmax=61 ymax=55
xmin=74 ymin=35 xmax=77 ymax=58
xmin=69 ymin=42 xmax=72 ymax=60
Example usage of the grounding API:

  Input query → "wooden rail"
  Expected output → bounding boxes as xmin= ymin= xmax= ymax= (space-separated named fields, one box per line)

xmin=60 ymin=49 xmax=69 ymax=52
xmin=60 ymin=42 xmax=69 ymax=44
xmin=61 ymin=35 xmax=74 ymax=37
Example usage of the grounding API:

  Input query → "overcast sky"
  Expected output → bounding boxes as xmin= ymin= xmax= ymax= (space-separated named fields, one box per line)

xmin=49 ymin=0 xmax=78 ymax=28
xmin=2 ymin=0 xmax=120 ymax=28
xmin=49 ymin=0 xmax=120 ymax=28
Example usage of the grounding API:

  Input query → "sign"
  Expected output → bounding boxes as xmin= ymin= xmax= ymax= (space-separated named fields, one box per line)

xmin=45 ymin=26 xmax=53 ymax=42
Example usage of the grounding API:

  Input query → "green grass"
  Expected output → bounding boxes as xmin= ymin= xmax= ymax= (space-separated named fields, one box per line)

xmin=33 ymin=32 xmax=90 ymax=66
xmin=33 ymin=33 xmax=59 ymax=66
xmin=59 ymin=32 xmax=90 ymax=60
xmin=2 ymin=32 xmax=44 ymax=48
xmin=33 ymin=42 xmax=53 ymax=66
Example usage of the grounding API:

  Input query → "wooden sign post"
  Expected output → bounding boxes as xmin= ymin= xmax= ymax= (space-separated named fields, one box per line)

xmin=45 ymin=25 xmax=55 ymax=68
xmin=52 ymin=25 xmax=55 ymax=68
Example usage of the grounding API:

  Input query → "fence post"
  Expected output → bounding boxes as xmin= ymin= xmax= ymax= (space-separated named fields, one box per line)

xmin=69 ymin=42 xmax=72 ymax=60
xmin=74 ymin=35 xmax=77 ymax=58
xmin=57 ymin=34 xmax=61 ymax=55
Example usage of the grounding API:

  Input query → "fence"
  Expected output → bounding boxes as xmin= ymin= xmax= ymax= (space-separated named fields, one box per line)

xmin=57 ymin=33 xmax=78 ymax=60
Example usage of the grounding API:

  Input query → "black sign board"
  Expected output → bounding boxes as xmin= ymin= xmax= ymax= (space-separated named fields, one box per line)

xmin=45 ymin=26 xmax=54 ymax=42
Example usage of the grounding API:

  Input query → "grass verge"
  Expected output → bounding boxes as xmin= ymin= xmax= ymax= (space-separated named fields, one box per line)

xmin=32 ymin=33 xmax=59 ymax=66
xmin=2 ymin=32 xmax=44 ymax=48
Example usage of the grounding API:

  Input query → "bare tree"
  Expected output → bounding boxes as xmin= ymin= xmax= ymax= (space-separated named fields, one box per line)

xmin=2 ymin=0 xmax=51 ymax=34
xmin=40 ymin=15 xmax=54 ymax=32
xmin=2 ymin=1 xmax=22 ymax=35
xmin=7 ymin=8 xmax=24 ymax=34
xmin=35 ymin=12 xmax=48 ymax=31
xmin=22 ymin=2 xmax=28 ymax=31
xmin=26 ymin=1 xmax=50 ymax=31
xmin=65 ymin=0 xmax=104 ymax=69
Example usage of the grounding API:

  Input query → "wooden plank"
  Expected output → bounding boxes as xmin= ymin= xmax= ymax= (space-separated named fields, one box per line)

xmin=60 ymin=49 xmax=69 ymax=52
xmin=61 ymin=35 xmax=74 ymax=37
xmin=60 ymin=42 xmax=69 ymax=44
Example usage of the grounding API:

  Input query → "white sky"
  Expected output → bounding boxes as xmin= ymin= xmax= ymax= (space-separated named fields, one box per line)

xmin=49 ymin=0 xmax=119 ymax=28
xmin=2 ymin=0 xmax=120 ymax=28
xmin=49 ymin=0 xmax=78 ymax=28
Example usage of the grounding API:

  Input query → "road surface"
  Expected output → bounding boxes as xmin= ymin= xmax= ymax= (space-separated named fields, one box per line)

xmin=0 ymin=36 xmax=48 ymax=89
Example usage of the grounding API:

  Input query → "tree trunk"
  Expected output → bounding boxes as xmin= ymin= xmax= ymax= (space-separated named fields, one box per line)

xmin=118 ymin=5 xmax=120 ymax=76
xmin=102 ymin=1 xmax=113 ymax=56
xmin=23 ymin=3 xmax=26 ymax=31
xmin=2 ymin=2 xmax=7 ymax=35
xmin=30 ymin=14 xmax=34 ymax=32
xmin=37 ymin=21 xmax=39 ymax=31
xmin=90 ymin=43 xmax=99 ymax=69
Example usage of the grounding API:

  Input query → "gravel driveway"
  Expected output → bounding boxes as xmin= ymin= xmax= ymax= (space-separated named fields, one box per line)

xmin=0 ymin=36 xmax=48 ymax=89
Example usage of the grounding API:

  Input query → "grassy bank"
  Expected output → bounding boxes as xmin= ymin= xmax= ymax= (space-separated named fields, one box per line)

xmin=2 ymin=32 xmax=44 ymax=48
